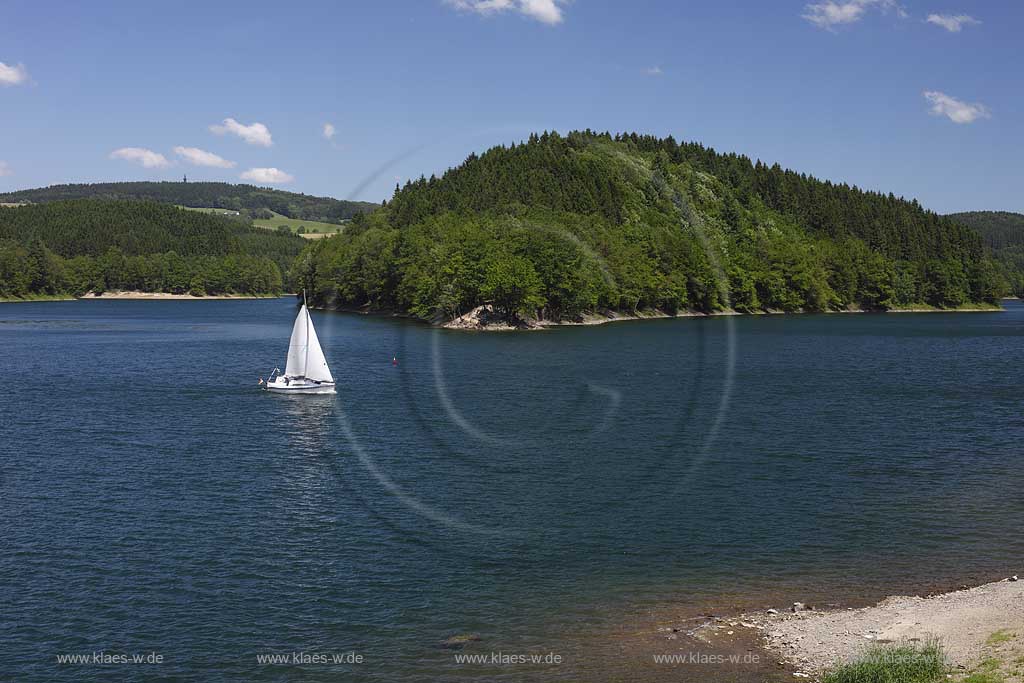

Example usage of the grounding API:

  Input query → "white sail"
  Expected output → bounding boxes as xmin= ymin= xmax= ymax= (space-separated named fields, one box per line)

xmin=283 ymin=305 xmax=334 ymax=383
xmin=284 ymin=305 xmax=309 ymax=378
xmin=303 ymin=309 xmax=334 ymax=382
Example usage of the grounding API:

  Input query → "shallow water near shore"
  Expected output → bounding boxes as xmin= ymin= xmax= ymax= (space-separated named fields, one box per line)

xmin=2 ymin=298 xmax=1023 ymax=682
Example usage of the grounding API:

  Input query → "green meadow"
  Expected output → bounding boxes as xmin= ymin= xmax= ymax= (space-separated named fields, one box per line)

xmin=177 ymin=206 xmax=343 ymax=238
xmin=251 ymin=210 xmax=344 ymax=237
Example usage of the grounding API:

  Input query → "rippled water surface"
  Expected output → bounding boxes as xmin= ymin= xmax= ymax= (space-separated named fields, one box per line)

xmin=2 ymin=299 xmax=1022 ymax=682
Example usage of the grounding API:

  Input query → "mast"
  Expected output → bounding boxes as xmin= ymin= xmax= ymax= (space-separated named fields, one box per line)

xmin=303 ymin=289 xmax=309 ymax=378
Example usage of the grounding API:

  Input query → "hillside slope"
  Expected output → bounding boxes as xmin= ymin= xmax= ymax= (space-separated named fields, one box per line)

xmin=949 ymin=211 xmax=1024 ymax=249
xmin=948 ymin=211 xmax=1024 ymax=296
xmin=0 ymin=200 xmax=306 ymax=297
xmin=295 ymin=131 xmax=1005 ymax=323
xmin=0 ymin=181 xmax=378 ymax=224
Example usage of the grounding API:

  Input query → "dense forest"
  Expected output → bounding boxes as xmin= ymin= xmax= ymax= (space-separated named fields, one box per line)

xmin=295 ymin=130 xmax=1006 ymax=324
xmin=948 ymin=211 xmax=1024 ymax=297
xmin=0 ymin=182 xmax=379 ymax=223
xmin=0 ymin=200 xmax=304 ymax=298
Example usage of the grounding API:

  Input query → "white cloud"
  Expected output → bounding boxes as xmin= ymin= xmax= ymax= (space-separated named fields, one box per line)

xmin=923 ymin=90 xmax=991 ymax=124
xmin=109 ymin=147 xmax=170 ymax=169
xmin=0 ymin=161 xmax=12 ymax=177
xmin=519 ymin=0 xmax=563 ymax=23
xmin=802 ymin=0 xmax=904 ymax=30
xmin=323 ymin=122 xmax=336 ymax=140
xmin=0 ymin=61 xmax=29 ymax=86
xmin=645 ymin=66 xmax=664 ymax=76
xmin=209 ymin=118 xmax=273 ymax=147
xmin=444 ymin=0 xmax=565 ymax=25
xmin=445 ymin=0 xmax=514 ymax=15
xmin=174 ymin=146 xmax=235 ymax=168
xmin=240 ymin=167 xmax=294 ymax=184
xmin=926 ymin=13 xmax=980 ymax=32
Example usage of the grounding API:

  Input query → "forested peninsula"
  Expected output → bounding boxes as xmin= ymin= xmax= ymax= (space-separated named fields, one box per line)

xmin=295 ymin=131 xmax=1007 ymax=325
xmin=1 ymin=133 xmax=1016 ymax=313
xmin=0 ymin=200 xmax=303 ymax=298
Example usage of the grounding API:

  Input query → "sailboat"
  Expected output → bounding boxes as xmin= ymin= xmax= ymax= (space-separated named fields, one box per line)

xmin=262 ymin=293 xmax=336 ymax=394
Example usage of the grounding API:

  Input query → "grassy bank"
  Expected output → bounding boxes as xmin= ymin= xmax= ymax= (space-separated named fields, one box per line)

xmin=820 ymin=635 xmax=1024 ymax=683
xmin=0 ymin=293 xmax=77 ymax=303
xmin=822 ymin=642 xmax=947 ymax=683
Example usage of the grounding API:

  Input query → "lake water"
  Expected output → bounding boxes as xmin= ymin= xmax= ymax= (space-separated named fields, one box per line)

xmin=2 ymin=299 xmax=1022 ymax=682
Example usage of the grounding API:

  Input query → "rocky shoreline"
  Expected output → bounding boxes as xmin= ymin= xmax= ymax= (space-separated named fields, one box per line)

xmin=440 ymin=303 xmax=1003 ymax=331
xmin=689 ymin=575 xmax=1024 ymax=680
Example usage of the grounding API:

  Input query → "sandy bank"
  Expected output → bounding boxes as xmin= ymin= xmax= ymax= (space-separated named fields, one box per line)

xmin=78 ymin=291 xmax=287 ymax=300
xmin=700 ymin=576 xmax=1024 ymax=678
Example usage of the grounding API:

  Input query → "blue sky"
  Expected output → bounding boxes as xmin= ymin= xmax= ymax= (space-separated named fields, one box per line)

xmin=1 ymin=0 xmax=1021 ymax=213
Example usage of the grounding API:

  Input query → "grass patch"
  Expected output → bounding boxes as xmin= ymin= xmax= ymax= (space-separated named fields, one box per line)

xmin=821 ymin=641 xmax=947 ymax=683
xmin=986 ymin=630 xmax=1015 ymax=646
xmin=251 ymin=210 xmax=343 ymax=236
xmin=176 ymin=206 xmax=343 ymax=237
xmin=960 ymin=655 xmax=1007 ymax=683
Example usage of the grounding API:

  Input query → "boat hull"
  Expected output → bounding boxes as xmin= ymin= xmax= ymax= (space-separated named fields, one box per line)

xmin=264 ymin=379 xmax=336 ymax=395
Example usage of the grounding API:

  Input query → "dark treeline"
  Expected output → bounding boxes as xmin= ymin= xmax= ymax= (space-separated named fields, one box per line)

xmin=949 ymin=211 xmax=1024 ymax=297
xmin=297 ymin=131 xmax=1006 ymax=323
xmin=0 ymin=181 xmax=378 ymax=223
xmin=0 ymin=200 xmax=299 ymax=297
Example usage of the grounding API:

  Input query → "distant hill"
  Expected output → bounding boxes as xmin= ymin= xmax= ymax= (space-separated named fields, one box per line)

xmin=0 ymin=200 xmax=308 ymax=298
xmin=296 ymin=130 xmax=1005 ymax=324
xmin=948 ymin=211 xmax=1024 ymax=296
xmin=948 ymin=211 xmax=1024 ymax=250
xmin=0 ymin=181 xmax=379 ymax=224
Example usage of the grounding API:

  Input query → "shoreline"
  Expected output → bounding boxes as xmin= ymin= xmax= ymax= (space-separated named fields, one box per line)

xmin=687 ymin=574 xmax=1024 ymax=679
xmin=439 ymin=302 xmax=1005 ymax=331
xmin=1 ymin=291 xmax=290 ymax=302
xmin=80 ymin=291 xmax=287 ymax=300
